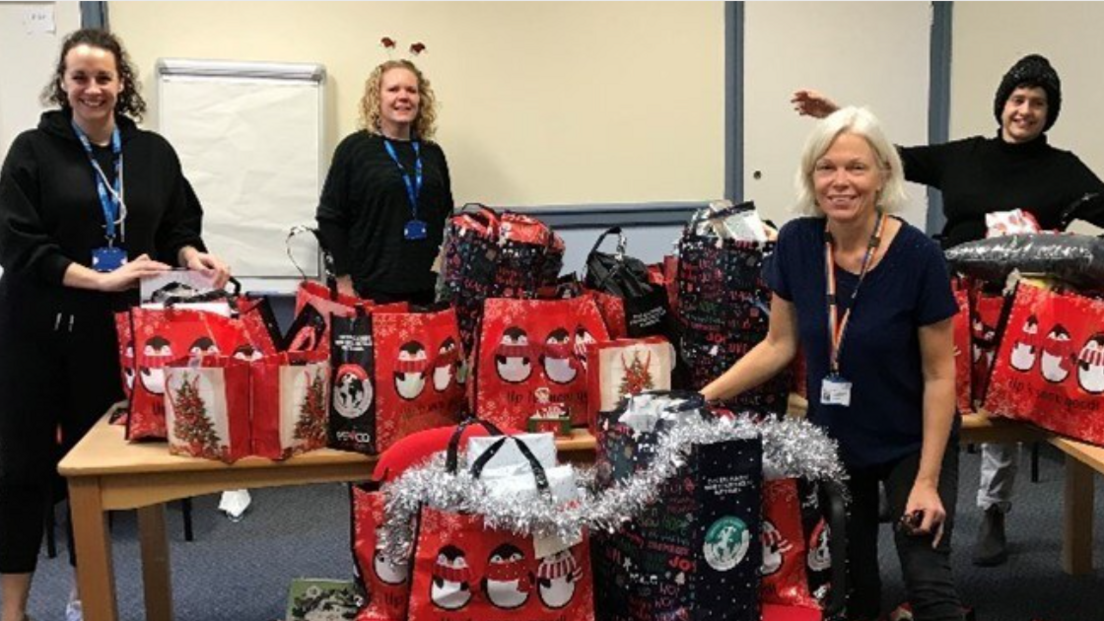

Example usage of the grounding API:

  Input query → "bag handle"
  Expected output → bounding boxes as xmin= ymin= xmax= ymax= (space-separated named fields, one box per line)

xmin=469 ymin=436 xmax=552 ymax=496
xmin=445 ymin=418 xmax=505 ymax=473
xmin=587 ymin=226 xmax=628 ymax=259
xmin=161 ymin=276 xmax=242 ymax=307
xmin=457 ymin=203 xmax=501 ymax=235
xmin=287 ymin=225 xmax=339 ymax=299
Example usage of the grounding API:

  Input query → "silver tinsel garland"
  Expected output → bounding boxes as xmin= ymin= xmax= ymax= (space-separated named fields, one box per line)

xmin=378 ymin=409 xmax=845 ymax=563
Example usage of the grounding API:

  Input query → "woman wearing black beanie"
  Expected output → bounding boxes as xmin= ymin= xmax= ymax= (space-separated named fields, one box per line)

xmin=791 ymin=52 xmax=1104 ymax=606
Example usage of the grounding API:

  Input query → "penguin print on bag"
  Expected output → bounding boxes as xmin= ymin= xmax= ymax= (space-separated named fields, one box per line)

xmin=433 ymin=337 xmax=459 ymax=392
xmin=536 ymin=550 xmax=581 ymax=609
xmin=140 ymin=335 xmax=173 ymax=395
xmin=541 ymin=328 xmax=578 ymax=384
xmin=372 ymin=532 xmax=408 ymax=585
xmin=394 ymin=341 xmax=428 ymax=400
xmin=429 ymin=545 xmax=472 ymax=610
xmin=1076 ymin=334 xmax=1104 ymax=395
xmin=760 ymin=520 xmax=792 ymax=577
xmin=573 ymin=326 xmax=596 ymax=371
xmin=1040 ymin=325 xmax=1073 ymax=384
xmin=807 ymin=520 xmax=831 ymax=573
xmin=1009 ymin=315 xmax=1040 ymax=372
xmin=232 ymin=344 xmax=263 ymax=362
xmin=481 ymin=543 xmax=532 ymax=610
xmin=188 ymin=337 xmax=219 ymax=357
xmin=496 ymin=327 xmax=533 ymax=384
xmin=123 ymin=341 xmax=136 ymax=395
xmin=971 ymin=317 xmax=997 ymax=369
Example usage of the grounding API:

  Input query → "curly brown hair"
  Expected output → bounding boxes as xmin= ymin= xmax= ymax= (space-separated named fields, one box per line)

xmin=358 ymin=60 xmax=437 ymax=140
xmin=40 ymin=28 xmax=147 ymax=121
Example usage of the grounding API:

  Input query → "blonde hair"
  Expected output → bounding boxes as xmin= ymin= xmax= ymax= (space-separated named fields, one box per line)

xmin=359 ymin=59 xmax=438 ymax=140
xmin=794 ymin=106 xmax=907 ymax=216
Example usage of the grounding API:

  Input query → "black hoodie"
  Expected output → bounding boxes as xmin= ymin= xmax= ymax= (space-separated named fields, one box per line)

xmin=0 ymin=109 xmax=206 ymax=312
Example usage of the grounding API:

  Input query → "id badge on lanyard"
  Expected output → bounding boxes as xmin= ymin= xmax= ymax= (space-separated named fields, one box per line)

xmin=820 ymin=213 xmax=885 ymax=407
xmin=73 ymin=121 xmax=127 ymax=272
xmin=383 ymin=138 xmax=427 ymax=241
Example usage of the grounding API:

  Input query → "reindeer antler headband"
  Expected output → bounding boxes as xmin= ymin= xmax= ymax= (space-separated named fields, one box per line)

xmin=381 ymin=37 xmax=427 ymax=59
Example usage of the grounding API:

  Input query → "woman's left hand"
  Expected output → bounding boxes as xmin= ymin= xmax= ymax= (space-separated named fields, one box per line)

xmin=182 ymin=248 xmax=232 ymax=289
xmin=903 ymin=481 xmax=947 ymax=548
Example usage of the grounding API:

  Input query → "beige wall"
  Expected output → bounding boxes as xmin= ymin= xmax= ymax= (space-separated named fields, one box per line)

xmin=952 ymin=2 xmax=1104 ymax=233
xmin=110 ymin=1 xmax=725 ymax=207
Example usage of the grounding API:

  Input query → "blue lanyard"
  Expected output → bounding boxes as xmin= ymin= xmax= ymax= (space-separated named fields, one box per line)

xmin=72 ymin=120 xmax=124 ymax=244
xmin=382 ymin=138 xmax=422 ymax=221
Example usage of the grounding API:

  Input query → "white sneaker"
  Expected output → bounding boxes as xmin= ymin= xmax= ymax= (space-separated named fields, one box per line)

xmin=218 ymin=489 xmax=252 ymax=522
xmin=65 ymin=599 xmax=83 ymax=621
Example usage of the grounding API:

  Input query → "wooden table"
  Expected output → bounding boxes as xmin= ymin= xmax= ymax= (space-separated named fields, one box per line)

xmin=58 ymin=417 xmax=595 ymax=621
xmin=1048 ymin=435 xmax=1104 ymax=575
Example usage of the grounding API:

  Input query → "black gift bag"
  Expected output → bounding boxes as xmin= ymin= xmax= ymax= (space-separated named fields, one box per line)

xmin=676 ymin=219 xmax=790 ymax=414
xmin=593 ymin=399 xmax=763 ymax=621
xmin=328 ymin=311 xmax=377 ymax=454
xmin=585 ymin=226 xmax=671 ymax=338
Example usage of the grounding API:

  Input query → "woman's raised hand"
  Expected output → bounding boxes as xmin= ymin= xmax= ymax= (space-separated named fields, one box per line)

xmin=791 ymin=89 xmax=840 ymax=119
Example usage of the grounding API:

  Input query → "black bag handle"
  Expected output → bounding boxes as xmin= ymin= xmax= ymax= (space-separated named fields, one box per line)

xmin=287 ymin=225 xmax=339 ymax=299
xmin=445 ymin=418 xmax=505 ymax=473
xmin=587 ymin=226 xmax=628 ymax=258
xmin=688 ymin=199 xmax=757 ymax=227
xmin=469 ymin=436 xmax=552 ymax=496
xmin=161 ymin=276 xmax=242 ymax=308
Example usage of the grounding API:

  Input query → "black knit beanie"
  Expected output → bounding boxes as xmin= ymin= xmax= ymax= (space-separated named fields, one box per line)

xmin=993 ymin=54 xmax=1061 ymax=132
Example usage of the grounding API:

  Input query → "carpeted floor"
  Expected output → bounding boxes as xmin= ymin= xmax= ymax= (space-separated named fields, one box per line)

xmin=8 ymin=442 xmax=1104 ymax=621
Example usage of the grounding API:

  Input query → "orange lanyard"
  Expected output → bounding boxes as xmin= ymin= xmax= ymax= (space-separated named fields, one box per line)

xmin=824 ymin=213 xmax=886 ymax=376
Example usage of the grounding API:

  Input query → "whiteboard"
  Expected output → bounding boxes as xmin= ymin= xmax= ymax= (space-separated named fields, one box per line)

xmin=156 ymin=59 xmax=326 ymax=285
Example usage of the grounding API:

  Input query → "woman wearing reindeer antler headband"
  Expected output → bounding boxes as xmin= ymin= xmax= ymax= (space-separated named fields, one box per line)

xmin=316 ymin=39 xmax=452 ymax=305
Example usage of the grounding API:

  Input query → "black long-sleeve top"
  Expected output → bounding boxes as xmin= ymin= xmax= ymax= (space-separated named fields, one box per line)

xmin=899 ymin=134 xmax=1104 ymax=248
xmin=315 ymin=131 xmax=453 ymax=298
xmin=0 ymin=109 xmax=206 ymax=312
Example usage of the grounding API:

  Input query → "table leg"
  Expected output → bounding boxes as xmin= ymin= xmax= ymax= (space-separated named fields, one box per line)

xmin=68 ymin=477 xmax=117 ymax=621
xmin=137 ymin=504 xmax=174 ymax=621
xmin=1062 ymin=454 xmax=1094 ymax=575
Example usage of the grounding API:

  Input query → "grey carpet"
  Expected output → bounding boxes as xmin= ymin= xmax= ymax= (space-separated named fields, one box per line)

xmin=8 ymin=443 xmax=1104 ymax=620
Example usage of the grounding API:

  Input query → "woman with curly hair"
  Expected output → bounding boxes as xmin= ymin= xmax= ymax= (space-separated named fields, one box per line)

xmin=316 ymin=59 xmax=453 ymax=305
xmin=0 ymin=28 xmax=228 ymax=621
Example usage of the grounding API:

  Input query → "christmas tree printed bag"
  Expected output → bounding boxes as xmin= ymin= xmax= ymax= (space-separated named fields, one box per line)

xmin=252 ymin=351 xmax=331 ymax=460
xmin=163 ymin=356 xmax=252 ymax=463
xmin=127 ymin=307 xmax=223 ymax=441
xmin=585 ymin=337 xmax=675 ymax=429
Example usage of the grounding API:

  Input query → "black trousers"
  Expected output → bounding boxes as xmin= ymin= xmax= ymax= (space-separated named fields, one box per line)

xmin=0 ymin=286 xmax=123 ymax=573
xmin=845 ymin=442 xmax=963 ymax=621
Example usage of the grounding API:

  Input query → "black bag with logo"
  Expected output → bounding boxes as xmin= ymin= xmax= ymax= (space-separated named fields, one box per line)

xmin=585 ymin=226 xmax=670 ymax=338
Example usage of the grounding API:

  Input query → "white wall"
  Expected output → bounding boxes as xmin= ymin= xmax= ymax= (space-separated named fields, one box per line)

xmin=744 ymin=2 xmax=932 ymax=229
xmin=952 ymin=2 xmax=1104 ymax=234
xmin=0 ymin=2 xmax=81 ymax=160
